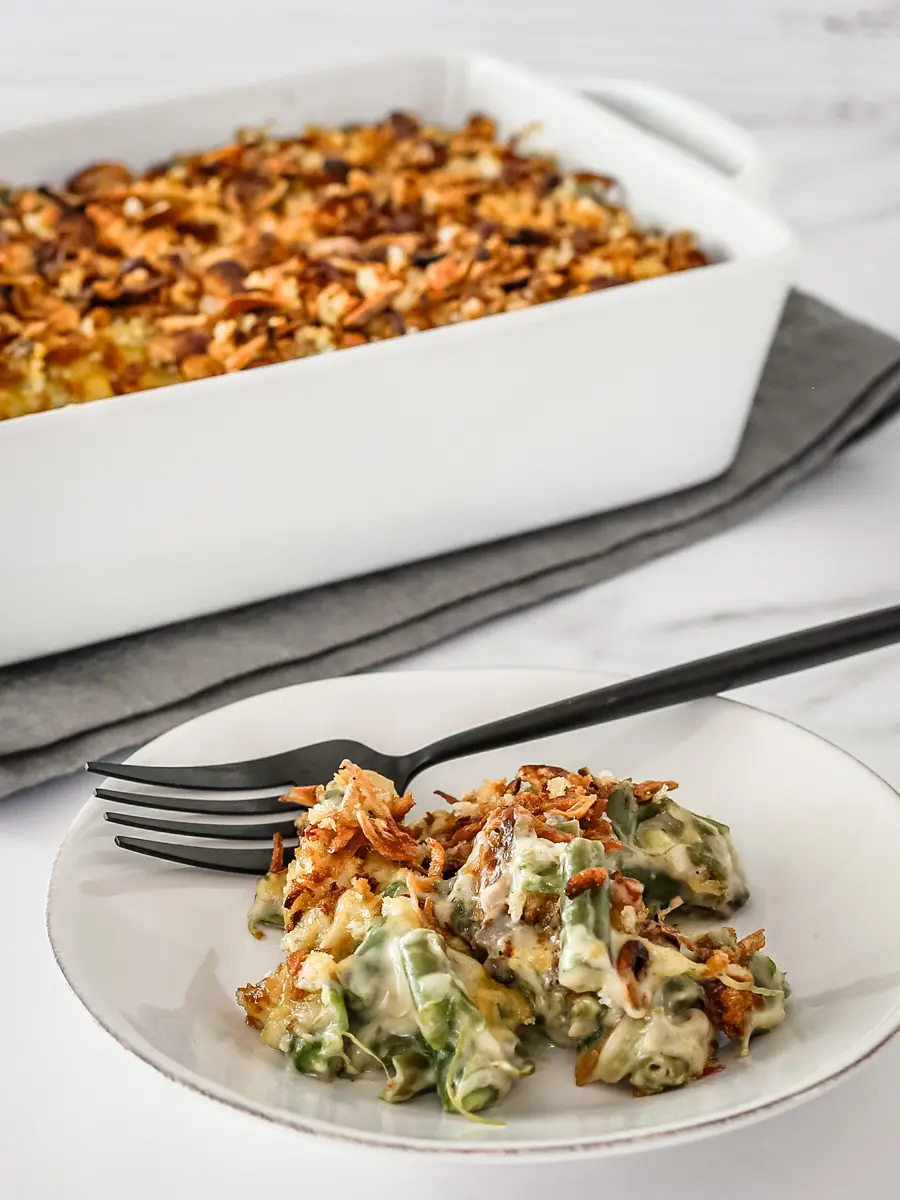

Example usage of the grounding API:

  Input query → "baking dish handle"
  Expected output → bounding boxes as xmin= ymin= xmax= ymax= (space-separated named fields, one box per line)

xmin=573 ymin=76 xmax=769 ymax=201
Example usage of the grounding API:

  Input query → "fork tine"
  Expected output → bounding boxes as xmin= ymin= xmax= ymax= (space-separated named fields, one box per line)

xmin=104 ymin=811 xmax=302 ymax=840
xmin=85 ymin=752 xmax=298 ymax=791
xmin=94 ymin=786 xmax=301 ymax=815
xmin=114 ymin=835 xmax=285 ymax=874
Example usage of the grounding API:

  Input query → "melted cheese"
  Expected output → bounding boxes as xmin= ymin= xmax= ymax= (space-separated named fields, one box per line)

xmin=560 ymin=921 xmax=699 ymax=1019
xmin=337 ymin=897 xmax=423 ymax=1048
xmin=280 ymin=906 xmax=332 ymax=955
xmin=558 ymin=925 xmax=613 ymax=994
xmin=318 ymin=885 xmax=381 ymax=958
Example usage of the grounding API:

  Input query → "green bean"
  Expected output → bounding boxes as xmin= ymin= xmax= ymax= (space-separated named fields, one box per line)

xmin=629 ymin=1053 xmax=693 ymax=1094
xmin=246 ymin=869 xmax=286 ymax=938
xmin=360 ymin=1031 xmax=437 ymax=1103
xmin=381 ymin=1046 xmax=437 ymax=1103
xmin=576 ymin=1019 xmax=694 ymax=1094
xmin=288 ymin=981 xmax=353 ymax=1081
xmin=518 ymin=857 xmax=564 ymax=895
xmin=489 ymin=957 xmax=600 ymax=1045
xmin=576 ymin=1009 xmax=714 ymax=1094
xmin=379 ymin=879 xmax=409 ymax=898
xmin=565 ymin=839 xmax=611 ymax=944
xmin=548 ymin=817 xmax=581 ymax=838
xmin=578 ymin=1014 xmax=643 ymax=1085
xmin=322 ymin=779 xmax=346 ymax=806
xmin=610 ymin=787 xmax=749 ymax=917
xmin=448 ymin=896 xmax=477 ymax=939
xmin=653 ymin=974 xmax=703 ymax=1016
xmin=740 ymin=951 xmax=790 ymax=1052
xmin=606 ymin=783 xmax=638 ymax=841
xmin=558 ymin=838 xmax=612 ymax=992
xmin=400 ymin=929 xmax=456 ymax=1050
xmin=506 ymin=815 xmax=570 ymax=920
xmin=613 ymin=861 xmax=681 ymax=911
xmin=399 ymin=928 xmax=533 ymax=1116
xmin=566 ymin=995 xmax=609 ymax=1043
xmin=338 ymin=918 xmax=393 ymax=1012
xmin=686 ymin=841 xmax=726 ymax=882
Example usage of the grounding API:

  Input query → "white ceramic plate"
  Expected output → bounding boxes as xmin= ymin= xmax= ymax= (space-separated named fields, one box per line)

xmin=47 ymin=669 xmax=900 ymax=1160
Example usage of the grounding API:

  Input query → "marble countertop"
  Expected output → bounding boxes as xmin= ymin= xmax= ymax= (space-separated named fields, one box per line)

xmin=4 ymin=109 xmax=900 ymax=1197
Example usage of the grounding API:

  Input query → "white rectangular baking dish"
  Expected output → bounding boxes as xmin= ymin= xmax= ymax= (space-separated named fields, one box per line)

xmin=0 ymin=55 xmax=795 ymax=667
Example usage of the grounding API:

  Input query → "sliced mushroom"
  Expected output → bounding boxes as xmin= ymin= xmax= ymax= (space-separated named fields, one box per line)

xmin=616 ymin=939 xmax=652 ymax=1010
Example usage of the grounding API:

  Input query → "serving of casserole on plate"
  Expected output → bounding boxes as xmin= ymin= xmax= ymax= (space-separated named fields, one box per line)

xmin=0 ymin=57 xmax=794 ymax=667
xmin=47 ymin=669 xmax=900 ymax=1158
xmin=236 ymin=757 xmax=787 ymax=1118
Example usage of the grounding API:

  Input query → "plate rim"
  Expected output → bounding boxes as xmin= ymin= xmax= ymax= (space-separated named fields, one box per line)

xmin=46 ymin=666 xmax=900 ymax=1161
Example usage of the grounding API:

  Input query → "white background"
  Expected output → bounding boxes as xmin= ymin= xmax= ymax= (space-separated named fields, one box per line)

xmin=3 ymin=0 xmax=900 ymax=236
xmin=2 ymin=0 xmax=900 ymax=126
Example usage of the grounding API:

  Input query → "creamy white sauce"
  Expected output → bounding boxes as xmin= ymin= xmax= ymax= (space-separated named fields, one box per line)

xmin=336 ymin=897 xmax=422 ymax=1046
xmin=640 ymin=1008 xmax=713 ymax=1077
xmin=593 ymin=1007 xmax=713 ymax=1085
xmin=558 ymin=924 xmax=613 ymax=994
xmin=479 ymin=873 xmax=511 ymax=923
xmin=507 ymin=815 xmax=566 ymax=923
xmin=560 ymin=920 xmax=698 ymax=1019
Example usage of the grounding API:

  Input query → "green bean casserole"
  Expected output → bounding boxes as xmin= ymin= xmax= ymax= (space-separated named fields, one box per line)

xmin=0 ymin=112 xmax=708 ymax=421
xmin=237 ymin=762 xmax=788 ymax=1118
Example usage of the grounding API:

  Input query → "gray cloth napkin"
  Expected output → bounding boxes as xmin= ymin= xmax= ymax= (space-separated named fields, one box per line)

xmin=3 ymin=289 xmax=900 ymax=798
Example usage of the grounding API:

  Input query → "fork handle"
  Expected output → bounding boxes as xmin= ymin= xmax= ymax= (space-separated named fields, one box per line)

xmin=405 ymin=603 xmax=900 ymax=780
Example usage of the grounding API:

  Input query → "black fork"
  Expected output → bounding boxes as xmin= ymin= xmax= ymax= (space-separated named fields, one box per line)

xmin=92 ymin=602 xmax=900 ymax=873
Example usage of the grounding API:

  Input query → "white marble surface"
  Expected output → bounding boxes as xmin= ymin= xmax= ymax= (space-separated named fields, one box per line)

xmin=3 ymin=67 xmax=900 ymax=1200
xmin=4 ymin=0 xmax=900 ymax=127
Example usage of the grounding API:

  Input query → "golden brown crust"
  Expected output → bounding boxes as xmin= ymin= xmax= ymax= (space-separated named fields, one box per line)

xmin=736 ymin=929 xmax=767 ymax=958
xmin=281 ymin=763 xmax=427 ymax=931
xmin=413 ymin=764 xmax=622 ymax=868
xmin=282 ymin=828 xmax=363 ymax=930
xmin=520 ymin=893 xmax=560 ymax=931
xmin=632 ymin=779 xmax=679 ymax=803
xmin=692 ymin=928 xmax=766 ymax=968
xmin=578 ymin=805 xmax=622 ymax=853
xmin=448 ymin=819 xmax=484 ymax=847
xmin=471 ymin=805 xmax=519 ymax=897
xmin=281 ymin=784 xmax=319 ymax=806
xmin=345 ymin=765 xmax=421 ymax=864
xmin=564 ymin=866 xmax=608 ymax=899
xmin=0 ymin=112 xmax=708 ymax=419
xmin=236 ymin=961 xmax=292 ymax=1028
xmin=702 ymin=978 xmax=762 ymax=1041
xmin=425 ymin=837 xmax=445 ymax=879
xmin=530 ymin=816 xmax=576 ymax=844
xmin=356 ymin=806 xmax=420 ymax=864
